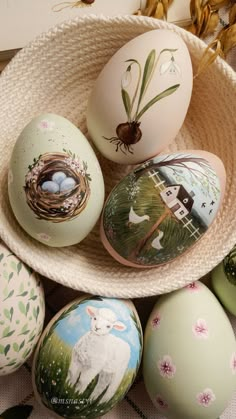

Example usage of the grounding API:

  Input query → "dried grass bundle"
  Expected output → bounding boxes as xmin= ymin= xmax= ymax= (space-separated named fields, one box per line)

xmin=134 ymin=0 xmax=174 ymax=19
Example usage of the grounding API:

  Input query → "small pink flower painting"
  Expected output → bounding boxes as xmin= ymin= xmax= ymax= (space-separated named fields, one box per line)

xmin=37 ymin=232 xmax=51 ymax=242
xmin=186 ymin=282 xmax=200 ymax=292
xmin=151 ymin=313 xmax=161 ymax=329
xmin=193 ymin=318 xmax=209 ymax=339
xmin=155 ymin=395 xmax=169 ymax=409
xmin=196 ymin=388 xmax=216 ymax=407
xmin=158 ymin=355 xmax=176 ymax=379
xmin=38 ymin=119 xmax=55 ymax=132
xmin=230 ymin=352 xmax=236 ymax=374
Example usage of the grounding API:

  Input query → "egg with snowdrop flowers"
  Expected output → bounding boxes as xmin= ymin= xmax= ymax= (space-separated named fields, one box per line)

xmin=87 ymin=29 xmax=193 ymax=164
xmin=8 ymin=113 xmax=105 ymax=247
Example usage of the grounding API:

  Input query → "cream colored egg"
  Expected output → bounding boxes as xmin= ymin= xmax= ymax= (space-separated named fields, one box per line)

xmin=32 ymin=295 xmax=142 ymax=418
xmin=8 ymin=113 xmax=105 ymax=247
xmin=87 ymin=29 xmax=193 ymax=164
xmin=143 ymin=282 xmax=236 ymax=419
xmin=0 ymin=241 xmax=45 ymax=376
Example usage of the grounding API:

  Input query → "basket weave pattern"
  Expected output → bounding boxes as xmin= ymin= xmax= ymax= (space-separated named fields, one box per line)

xmin=0 ymin=15 xmax=235 ymax=297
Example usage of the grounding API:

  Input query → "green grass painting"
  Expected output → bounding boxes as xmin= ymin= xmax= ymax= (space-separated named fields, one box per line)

xmin=103 ymin=170 xmax=207 ymax=267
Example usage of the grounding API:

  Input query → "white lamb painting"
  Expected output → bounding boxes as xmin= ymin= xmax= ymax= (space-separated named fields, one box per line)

xmin=65 ymin=304 xmax=133 ymax=402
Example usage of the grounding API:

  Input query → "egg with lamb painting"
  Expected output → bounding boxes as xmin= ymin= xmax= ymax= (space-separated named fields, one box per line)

xmin=8 ymin=113 xmax=105 ymax=247
xmin=87 ymin=29 xmax=193 ymax=164
xmin=32 ymin=295 xmax=143 ymax=418
xmin=143 ymin=281 xmax=236 ymax=419
xmin=100 ymin=150 xmax=225 ymax=268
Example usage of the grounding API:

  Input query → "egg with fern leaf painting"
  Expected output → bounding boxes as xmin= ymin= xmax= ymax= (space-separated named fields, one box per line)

xmin=100 ymin=150 xmax=225 ymax=268
xmin=87 ymin=29 xmax=193 ymax=164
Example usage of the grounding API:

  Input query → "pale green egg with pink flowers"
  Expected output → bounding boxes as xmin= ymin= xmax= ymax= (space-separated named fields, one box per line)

xmin=143 ymin=281 xmax=236 ymax=419
xmin=8 ymin=113 xmax=105 ymax=247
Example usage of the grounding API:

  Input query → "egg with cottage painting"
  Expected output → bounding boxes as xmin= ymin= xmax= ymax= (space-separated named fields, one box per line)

xmin=87 ymin=29 xmax=193 ymax=164
xmin=143 ymin=281 xmax=236 ymax=419
xmin=100 ymin=150 xmax=225 ymax=268
xmin=8 ymin=113 xmax=105 ymax=247
xmin=32 ymin=295 xmax=143 ymax=418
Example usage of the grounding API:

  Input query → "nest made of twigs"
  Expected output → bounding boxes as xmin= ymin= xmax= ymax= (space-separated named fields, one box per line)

xmin=24 ymin=151 xmax=91 ymax=223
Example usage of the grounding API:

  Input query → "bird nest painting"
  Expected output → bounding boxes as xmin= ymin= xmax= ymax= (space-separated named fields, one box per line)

xmin=24 ymin=150 xmax=91 ymax=223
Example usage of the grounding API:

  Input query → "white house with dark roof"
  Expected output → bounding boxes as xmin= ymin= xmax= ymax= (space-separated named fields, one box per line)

xmin=160 ymin=185 xmax=195 ymax=220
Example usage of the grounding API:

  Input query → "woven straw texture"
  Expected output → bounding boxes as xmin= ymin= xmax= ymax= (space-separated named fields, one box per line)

xmin=0 ymin=15 xmax=235 ymax=298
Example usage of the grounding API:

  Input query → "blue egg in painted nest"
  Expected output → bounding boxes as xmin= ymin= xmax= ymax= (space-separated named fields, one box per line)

xmin=32 ymin=295 xmax=143 ymax=418
xmin=100 ymin=150 xmax=226 ymax=268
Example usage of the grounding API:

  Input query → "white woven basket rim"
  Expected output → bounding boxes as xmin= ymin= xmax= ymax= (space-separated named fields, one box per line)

xmin=0 ymin=14 xmax=235 ymax=298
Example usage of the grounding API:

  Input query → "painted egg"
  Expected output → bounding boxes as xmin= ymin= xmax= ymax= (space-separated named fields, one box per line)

xmin=8 ymin=113 xmax=105 ymax=247
xmin=52 ymin=171 xmax=67 ymax=185
xmin=87 ymin=29 xmax=193 ymax=164
xmin=0 ymin=240 xmax=45 ymax=376
xmin=32 ymin=295 xmax=143 ymax=418
xmin=101 ymin=150 xmax=225 ymax=268
xmin=143 ymin=281 xmax=236 ymax=419
xmin=41 ymin=180 xmax=60 ymax=193
xmin=211 ymin=244 xmax=236 ymax=316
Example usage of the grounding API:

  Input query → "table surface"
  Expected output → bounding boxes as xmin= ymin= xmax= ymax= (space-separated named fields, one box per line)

xmin=0 ymin=4 xmax=235 ymax=419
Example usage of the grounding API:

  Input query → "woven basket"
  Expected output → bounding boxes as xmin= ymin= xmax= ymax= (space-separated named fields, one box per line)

xmin=0 ymin=15 xmax=235 ymax=298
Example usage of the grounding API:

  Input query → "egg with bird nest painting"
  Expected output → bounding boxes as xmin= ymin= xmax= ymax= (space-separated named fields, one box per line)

xmin=32 ymin=295 xmax=143 ymax=418
xmin=87 ymin=29 xmax=193 ymax=164
xmin=8 ymin=113 xmax=105 ymax=247
xmin=100 ymin=150 xmax=226 ymax=268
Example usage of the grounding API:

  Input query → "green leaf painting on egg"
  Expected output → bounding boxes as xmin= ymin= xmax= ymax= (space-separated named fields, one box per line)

xmin=102 ymin=152 xmax=222 ymax=267
xmin=24 ymin=150 xmax=92 ymax=223
xmin=223 ymin=245 xmax=236 ymax=285
xmin=103 ymin=48 xmax=180 ymax=154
